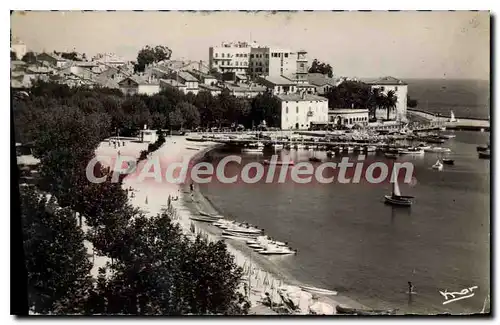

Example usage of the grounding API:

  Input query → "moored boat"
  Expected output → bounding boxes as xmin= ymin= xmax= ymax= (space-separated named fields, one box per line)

xmin=442 ymin=158 xmax=454 ymax=165
xmin=478 ymin=150 xmax=491 ymax=159
xmin=432 ymin=159 xmax=444 ymax=171
xmin=263 ymin=160 xmax=295 ymax=166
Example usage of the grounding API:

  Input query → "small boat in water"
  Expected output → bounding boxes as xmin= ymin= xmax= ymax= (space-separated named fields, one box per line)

xmin=398 ymin=147 xmax=424 ymax=155
xmin=417 ymin=143 xmax=431 ymax=150
xmin=326 ymin=151 xmax=334 ymax=158
xmin=439 ymin=134 xmax=456 ymax=139
xmin=365 ymin=146 xmax=377 ymax=153
xmin=442 ymin=158 xmax=454 ymax=165
xmin=477 ymin=145 xmax=489 ymax=152
xmin=272 ymin=143 xmax=284 ymax=150
xmin=384 ymin=175 xmax=413 ymax=207
xmin=432 ymin=159 xmax=444 ymax=171
xmin=478 ymin=150 xmax=491 ymax=159
xmin=424 ymin=147 xmax=451 ymax=153
xmin=258 ymin=246 xmax=297 ymax=255
xmin=186 ymin=136 xmax=205 ymax=142
xmin=242 ymin=142 xmax=264 ymax=153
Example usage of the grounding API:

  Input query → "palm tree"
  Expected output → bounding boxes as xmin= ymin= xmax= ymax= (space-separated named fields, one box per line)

xmin=385 ymin=90 xmax=398 ymax=120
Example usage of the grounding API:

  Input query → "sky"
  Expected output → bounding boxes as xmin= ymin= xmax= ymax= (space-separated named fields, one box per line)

xmin=10 ymin=11 xmax=490 ymax=80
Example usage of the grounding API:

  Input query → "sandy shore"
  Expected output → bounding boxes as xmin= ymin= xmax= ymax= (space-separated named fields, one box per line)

xmin=94 ymin=135 xmax=366 ymax=314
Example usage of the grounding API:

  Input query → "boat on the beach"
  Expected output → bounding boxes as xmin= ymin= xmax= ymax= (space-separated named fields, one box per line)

xmin=384 ymin=175 xmax=413 ymax=207
xmin=190 ymin=215 xmax=221 ymax=223
xmin=299 ymin=285 xmax=338 ymax=296
xmin=258 ymin=246 xmax=297 ymax=255
xmin=336 ymin=305 xmax=398 ymax=316
xmin=263 ymin=160 xmax=295 ymax=166
xmin=432 ymin=159 xmax=444 ymax=171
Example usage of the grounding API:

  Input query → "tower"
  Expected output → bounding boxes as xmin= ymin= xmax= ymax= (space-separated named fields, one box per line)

xmin=296 ymin=50 xmax=308 ymax=83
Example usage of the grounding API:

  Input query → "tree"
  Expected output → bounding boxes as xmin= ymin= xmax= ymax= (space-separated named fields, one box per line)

xmin=89 ymin=212 xmax=249 ymax=315
xmin=250 ymin=92 xmax=281 ymax=128
xmin=20 ymin=186 xmax=93 ymax=314
xmin=169 ymin=106 xmax=185 ymax=130
xmin=134 ymin=45 xmax=172 ymax=73
xmin=178 ymin=102 xmax=200 ymax=129
xmin=11 ymin=51 xmax=17 ymax=61
xmin=384 ymin=90 xmax=398 ymax=120
xmin=60 ymin=51 xmax=81 ymax=61
xmin=308 ymin=59 xmax=333 ymax=78
xmin=22 ymin=51 xmax=37 ymax=64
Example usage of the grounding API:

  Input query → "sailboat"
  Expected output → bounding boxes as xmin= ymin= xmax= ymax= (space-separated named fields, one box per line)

xmin=432 ymin=159 xmax=444 ymax=171
xmin=449 ymin=110 xmax=458 ymax=123
xmin=384 ymin=173 xmax=413 ymax=207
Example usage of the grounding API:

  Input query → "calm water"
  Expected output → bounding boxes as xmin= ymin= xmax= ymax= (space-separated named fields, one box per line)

xmin=199 ymin=131 xmax=490 ymax=314
xmin=406 ymin=79 xmax=490 ymax=119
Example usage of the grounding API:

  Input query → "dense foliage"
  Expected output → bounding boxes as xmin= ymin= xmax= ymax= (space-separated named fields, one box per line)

xmin=308 ymin=59 xmax=333 ymax=78
xmin=324 ymin=81 xmax=398 ymax=120
xmin=14 ymin=81 xmax=250 ymax=315
xmin=21 ymin=51 xmax=37 ymax=64
xmin=134 ymin=45 xmax=173 ymax=73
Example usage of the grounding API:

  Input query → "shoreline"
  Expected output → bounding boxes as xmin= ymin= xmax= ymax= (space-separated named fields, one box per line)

xmin=100 ymin=135 xmax=368 ymax=314
xmin=184 ymin=139 xmax=370 ymax=314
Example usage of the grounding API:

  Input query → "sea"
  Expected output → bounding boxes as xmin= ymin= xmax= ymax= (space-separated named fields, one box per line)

xmin=198 ymin=79 xmax=491 ymax=314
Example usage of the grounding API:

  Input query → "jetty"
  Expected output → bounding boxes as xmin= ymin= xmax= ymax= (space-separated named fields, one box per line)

xmin=407 ymin=108 xmax=490 ymax=131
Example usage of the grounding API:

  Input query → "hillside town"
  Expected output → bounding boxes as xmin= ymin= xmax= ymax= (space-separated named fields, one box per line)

xmin=11 ymin=37 xmax=410 ymax=131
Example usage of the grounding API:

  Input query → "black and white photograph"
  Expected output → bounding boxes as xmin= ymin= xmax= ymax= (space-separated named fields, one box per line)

xmin=9 ymin=8 xmax=491 ymax=316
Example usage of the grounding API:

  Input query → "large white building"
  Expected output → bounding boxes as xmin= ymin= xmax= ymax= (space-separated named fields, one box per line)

xmin=11 ymin=38 xmax=27 ymax=60
xmin=277 ymin=93 xmax=329 ymax=130
xmin=366 ymin=76 xmax=408 ymax=122
xmin=209 ymin=42 xmax=308 ymax=80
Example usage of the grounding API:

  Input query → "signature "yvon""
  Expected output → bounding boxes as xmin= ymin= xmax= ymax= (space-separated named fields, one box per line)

xmin=439 ymin=286 xmax=479 ymax=305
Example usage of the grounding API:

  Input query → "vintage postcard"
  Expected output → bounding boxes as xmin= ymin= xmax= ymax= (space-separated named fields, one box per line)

xmin=11 ymin=10 xmax=490 ymax=316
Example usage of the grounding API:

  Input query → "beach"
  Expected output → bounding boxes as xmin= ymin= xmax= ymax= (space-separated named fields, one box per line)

xmin=94 ymin=135 xmax=366 ymax=315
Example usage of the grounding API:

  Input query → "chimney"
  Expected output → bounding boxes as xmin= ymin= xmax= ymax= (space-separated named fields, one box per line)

xmin=199 ymin=60 xmax=202 ymax=72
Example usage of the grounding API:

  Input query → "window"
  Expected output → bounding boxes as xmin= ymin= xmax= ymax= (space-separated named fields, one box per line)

xmin=215 ymin=53 xmax=218 ymax=58
xmin=380 ymin=86 xmax=385 ymax=91
xmin=244 ymin=54 xmax=248 ymax=57
xmin=266 ymin=54 xmax=269 ymax=58
xmin=395 ymin=86 xmax=398 ymax=91
xmin=300 ymin=63 xmax=305 ymax=68
xmin=250 ymin=54 xmax=254 ymax=58
xmin=285 ymin=53 xmax=288 ymax=58
xmin=222 ymin=53 xmax=225 ymax=58
xmin=296 ymin=107 xmax=299 ymax=113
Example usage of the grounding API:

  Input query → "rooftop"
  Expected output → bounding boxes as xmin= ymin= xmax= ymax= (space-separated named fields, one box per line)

xmin=199 ymin=83 xmax=222 ymax=91
xmin=365 ymin=76 xmax=407 ymax=86
xmin=307 ymin=73 xmax=338 ymax=86
xmin=328 ymin=109 xmax=369 ymax=114
xmin=277 ymin=93 xmax=328 ymax=102
xmin=177 ymin=71 xmax=198 ymax=82
xmin=259 ymin=75 xmax=295 ymax=86
xmin=160 ymin=79 xmax=187 ymax=87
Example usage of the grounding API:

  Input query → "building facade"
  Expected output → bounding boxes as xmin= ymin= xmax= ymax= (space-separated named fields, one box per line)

xmin=209 ymin=42 xmax=308 ymax=80
xmin=277 ymin=93 xmax=329 ymax=130
xmin=328 ymin=109 xmax=369 ymax=128
xmin=366 ymin=76 xmax=408 ymax=122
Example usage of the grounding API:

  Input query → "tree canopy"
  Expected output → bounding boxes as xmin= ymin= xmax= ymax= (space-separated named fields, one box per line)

xmin=308 ymin=59 xmax=333 ymax=78
xmin=22 ymin=51 xmax=37 ymax=64
xmin=134 ymin=45 xmax=172 ymax=72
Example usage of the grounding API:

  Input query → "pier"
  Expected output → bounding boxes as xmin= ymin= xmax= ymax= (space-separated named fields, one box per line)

xmin=407 ymin=109 xmax=490 ymax=131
